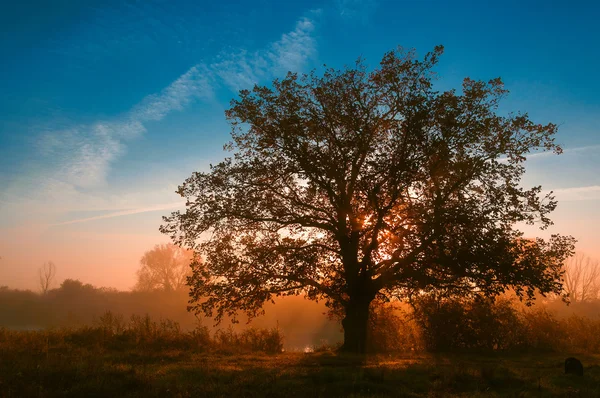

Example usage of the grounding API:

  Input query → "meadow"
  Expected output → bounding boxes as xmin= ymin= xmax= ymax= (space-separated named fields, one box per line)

xmin=1 ymin=323 xmax=599 ymax=397
xmin=4 ymin=284 xmax=600 ymax=396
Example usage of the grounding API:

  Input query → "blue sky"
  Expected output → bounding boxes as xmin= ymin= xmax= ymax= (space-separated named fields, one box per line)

xmin=1 ymin=0 xmax=599 ymax=289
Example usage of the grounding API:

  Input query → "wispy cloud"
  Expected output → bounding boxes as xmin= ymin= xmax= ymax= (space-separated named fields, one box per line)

xmin=269 ymin=17 xmax=317 ymax=73
xmin=51 ymin=202 xmax=183 ymax=226
xmin=335 ymin=0 xmax=378 ymax=24
xmin=550 ymin=185 xmax=600 ymax=201
xmin=35 ymin=65 xmax=214 ymax=189
xmin=131 ymin=64 xmax=214 ymax=122
xmin=527 ymin=144 xmax=600 ymax=160
xmin=1 ymin=13 xmax=319 ymax=226
xmin=497 ymin=144 xmax=600 ymax=163
xmin=34 ymin=15 xmax=317 ymax=192
xmin=211 ymin=16 xmax=317 ymax=92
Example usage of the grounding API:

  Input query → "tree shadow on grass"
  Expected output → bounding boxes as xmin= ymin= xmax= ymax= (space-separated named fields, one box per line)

xmin=3 ymin=351 xmax=600 ymax=397
xmin=290 ymin=352 xmax=539 ymax=397
xmin=0 ymin=361 xmax=152 ymax=397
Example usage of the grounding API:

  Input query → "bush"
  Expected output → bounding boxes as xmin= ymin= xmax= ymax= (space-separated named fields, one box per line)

xmin=561 ymin=314 xmax=600 ymax=353
xmin=368 ymin=304 xmax=423 ymax=352
xmin=409 ymin=295 xmax=555 ymax=352
xmin=405 ymin=294 xmax=600 ymax=354
xmin=520 ymin=307 xmax=565 ymax=352
xmin=5 ymin=301 xmax=600 ymax=355
xmin=465 ymin=297 xmax=527 ymax=350
xmin=214 ymin=326 xmax=284 ymax=353
xmin=0 ymin=312 xmax=284 ymax=355
xmin=97 ymin=310 xmax=125 ymax=335
xmin=411 ymin=295 xmax=471 ymax=351
xmin=190 ymin=324 xmax=212 ymax=348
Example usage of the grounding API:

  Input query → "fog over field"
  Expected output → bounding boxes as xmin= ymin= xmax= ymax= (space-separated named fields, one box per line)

xmin=0 ymin=1 xmax=599 ymax=395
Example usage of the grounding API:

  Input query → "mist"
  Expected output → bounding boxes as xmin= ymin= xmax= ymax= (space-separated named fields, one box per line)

xmin=2 ymin=250 xmax=600 ymax=351
xmin=0 ymin=279 xmax=342 ymax=351
xmin=1 ymin=1 xmax=599 ymax=395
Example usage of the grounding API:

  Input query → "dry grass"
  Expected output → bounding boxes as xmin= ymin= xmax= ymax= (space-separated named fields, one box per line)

xmin=1 ymin=326 xmax=599 ymax=397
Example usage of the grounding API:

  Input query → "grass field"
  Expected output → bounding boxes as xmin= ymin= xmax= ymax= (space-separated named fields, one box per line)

xmin=1 ymin=335 xmax=599 ymax=397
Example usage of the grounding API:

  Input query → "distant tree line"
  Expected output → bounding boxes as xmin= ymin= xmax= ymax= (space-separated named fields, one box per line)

xmin=2 ymin=247 xmax=597 ymax=353
xmin=0 ymin=279 xmax=194 ymax=330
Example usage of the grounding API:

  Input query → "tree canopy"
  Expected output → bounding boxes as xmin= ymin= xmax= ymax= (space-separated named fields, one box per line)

xmin=135 ymin=244 xmax=193 ymax=292
xmin=161 ymin=46 xmax=575 ymax=353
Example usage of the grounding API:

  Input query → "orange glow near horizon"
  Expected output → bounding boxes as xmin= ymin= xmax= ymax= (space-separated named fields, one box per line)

xmin=0 ymin=192 xmax=598 ymax=292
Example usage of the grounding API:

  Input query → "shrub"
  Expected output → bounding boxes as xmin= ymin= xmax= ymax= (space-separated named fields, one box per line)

xmin=368 ymin=304 xmax=423 ymax=352
xmin=520 ymin=307 xmax=565 ymax=352
xmin=410 ymin=295 xmax=546 ymax=352
xmin=97 ymin=310 xmax=125 ymax=336
xmin=214 ymin=326 xmax=284 ymax=353
xmin=411 ymin=295 xmax=471 ymax=351
xmin=465 ymin=297 xmax=527 ymax=350
xmin=561 ymin=314 xmax=600 ymax=353
xmin=190 ymin=324 xmax=212 ymax=348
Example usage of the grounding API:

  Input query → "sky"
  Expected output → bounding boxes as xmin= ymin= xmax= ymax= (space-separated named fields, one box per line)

xmin=1 ymin=0 xmax=599 ymax=290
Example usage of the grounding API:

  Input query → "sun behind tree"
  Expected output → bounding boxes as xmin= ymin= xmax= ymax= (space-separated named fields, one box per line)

xmin=161 ymin=45 xmax=575 ymax=354
xmin=135 ymin=244 xmax=194 ymax=292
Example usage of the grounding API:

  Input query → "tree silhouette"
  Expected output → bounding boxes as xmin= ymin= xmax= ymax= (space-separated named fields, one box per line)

xmin=563 ymin=253 xmax=600 ymax=302
xmin=38 ymin=261 xmax=56 ymax=295
xmin=161 ymin=46 xmax=575 ymax=353
xmin=135 ymin=244 xmax=194 ymax=292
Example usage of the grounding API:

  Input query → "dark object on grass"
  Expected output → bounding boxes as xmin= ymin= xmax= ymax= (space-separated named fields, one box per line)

xmin=565 ymin=357 xmax=583 ymax=376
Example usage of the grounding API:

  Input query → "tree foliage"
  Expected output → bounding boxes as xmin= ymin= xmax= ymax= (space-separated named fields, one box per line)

xmin=135 ymin=244 xmax=194 ymax=292
xmin=161 ymin=46 xmax=575 ymax=352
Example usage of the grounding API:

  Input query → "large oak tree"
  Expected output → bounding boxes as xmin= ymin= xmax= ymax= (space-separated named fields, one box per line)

xmin=161 ymin=46 xmax=575 ymax=353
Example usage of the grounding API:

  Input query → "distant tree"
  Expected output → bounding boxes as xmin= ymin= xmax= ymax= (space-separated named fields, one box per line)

xmin=57 ymin=278 xmax=95 ymax=293
xmin=135 ymin=244 xmax=194 ymax=292
xmin=563 ymin=253 xmax=600 ymax=302
xmin=162 ymin=46 xmax=575 ymax=353
xmin=38 ymin=261 xmax=56 ymax=295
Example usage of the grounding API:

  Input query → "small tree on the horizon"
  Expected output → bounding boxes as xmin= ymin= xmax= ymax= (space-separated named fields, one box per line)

xmin=161 ymin=46 xmax=575 ymax=353
xmin=38 ymin=261 xmax=56 ymax=295
xmin=135 ymin=244 xmax=194 ymax=292
xmin=563 ymin=253 xmax=600 ymax=303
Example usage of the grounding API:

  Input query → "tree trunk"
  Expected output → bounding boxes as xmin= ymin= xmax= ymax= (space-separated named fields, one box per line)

xmin=340 ymin=297 xmax=371 ymax=354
